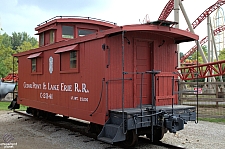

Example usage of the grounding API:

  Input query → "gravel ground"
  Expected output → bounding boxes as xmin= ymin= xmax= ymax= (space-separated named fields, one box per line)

xmin=161 ymin=121 xmax=225 ymax=149
xmin=0 ymin=110 xmax=224 ymax=149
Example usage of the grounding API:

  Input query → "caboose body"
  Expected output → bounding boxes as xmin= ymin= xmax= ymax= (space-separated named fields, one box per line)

xmin=13 ymin=16 xmax=197 ymax=146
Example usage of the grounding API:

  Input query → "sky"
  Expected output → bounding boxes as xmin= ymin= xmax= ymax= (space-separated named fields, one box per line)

xmin=0 ymin=0 xmax=224 ymax=53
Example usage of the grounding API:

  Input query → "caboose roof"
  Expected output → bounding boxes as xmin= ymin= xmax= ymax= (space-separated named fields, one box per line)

xmin=35 ymin=16 xmax=117 ymax=33
xmin=14 ymin=23 xmax=198 ymax=57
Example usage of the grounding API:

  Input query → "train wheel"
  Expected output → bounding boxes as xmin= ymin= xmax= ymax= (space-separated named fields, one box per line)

xmin=42 ymin=111 xmax=48 ymax=119
xmin=26 ymin=107 xmax=32 ymax=114
xmin=89 ymin=123 xmax=102 ymax=134
xmin=36 ymin=110 xmax=41 ymax=118
xmin=62 ymin=116 xmax=69 ymax=119
xmin=46 ymin=112 xmax=55 ymax=120
xmin=122 ymin=130 xmax=138 ymax=147
xmin=146 ymin=126 xmax=165 ymax=142
xmin=31 ymin=108 xmax=37 ymax=117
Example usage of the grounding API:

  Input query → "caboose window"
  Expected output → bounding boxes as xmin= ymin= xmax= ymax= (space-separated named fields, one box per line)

xmin=70 ymin=51 xmax=77 ymax=68
xmin=40 ymin=32 xmax=44 ymax=46
xmin=62 ymin=26 xmax=74 ymax=39
xmin=78 ymin=29 xmax=96 ymax=37
xmin=27 ymin=52 xmax=43 ymax=74
xmin=50 ymin=30 xmax=55 ymax=43
xmin=55 ymin=45 xmax=79 ymax=73
xmin=31 ymin=58 xmax=36 ymax=72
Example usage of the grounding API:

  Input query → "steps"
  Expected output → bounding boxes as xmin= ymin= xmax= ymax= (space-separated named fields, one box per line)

xmin=97 ymin=119 xmax=125 ymax=144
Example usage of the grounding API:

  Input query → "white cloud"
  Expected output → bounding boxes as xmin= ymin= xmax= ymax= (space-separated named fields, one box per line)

xmin=0 ymin=2 xmax=55 ymax=38
xmin=0 ymin=0 xmax=18 ymax=12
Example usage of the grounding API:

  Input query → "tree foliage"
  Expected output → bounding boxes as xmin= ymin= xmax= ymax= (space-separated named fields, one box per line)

xmin=11 ymin=32 xmax=38 ymax=50
xmin=190 ymin=45 xmax=208 ymax=63
xmin=180 ymin=52 xmax=184 ymax=58
xmin=0 ymin=32 xmax=38 ymax=78
xmin=218 ymin=48 xmax=225 ymax=60
xmin=180 ymin=45 xmax=208 ymax=64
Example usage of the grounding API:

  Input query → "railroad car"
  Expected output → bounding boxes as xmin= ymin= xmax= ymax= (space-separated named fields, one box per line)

xmin=11 ymin=16 xmax=197 ymax=146
xmin=0 ymin=81 xmax=16 ymax=100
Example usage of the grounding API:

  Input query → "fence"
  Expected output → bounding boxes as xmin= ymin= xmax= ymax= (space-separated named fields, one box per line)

xmin=179 ymin=82 xmax=225 ymax=118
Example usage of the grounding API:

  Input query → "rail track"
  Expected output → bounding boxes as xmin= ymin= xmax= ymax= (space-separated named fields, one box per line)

xmin=11 ymin=110 xmax=185 ymax=149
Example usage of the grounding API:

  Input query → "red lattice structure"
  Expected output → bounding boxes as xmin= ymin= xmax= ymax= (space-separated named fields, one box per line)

xmin=158 ymin=0 xmax=175 ymax=20
xmin=159 ymin=0 xmax=225 ymax=81
xmin=180 ymin=25 xmax=225 ymax=63
xmin=2 ymin=73 xmax=18 ymax=82
xmin=159 ymin=0 xmax=225 ymax=71
xmin=159 ymin=0 xmax=225 ymax=30
xmin=177 ymin=60 xmax=225 ymax=80
xmin=186 ymin=0 xmax=225 ymax=31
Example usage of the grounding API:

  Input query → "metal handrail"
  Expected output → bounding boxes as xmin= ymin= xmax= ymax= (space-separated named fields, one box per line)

xmin=37 ymin=16 xmax=117 ymax=26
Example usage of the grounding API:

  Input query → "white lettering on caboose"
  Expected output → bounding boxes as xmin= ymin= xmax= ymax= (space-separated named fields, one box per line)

xmin=23 ymin=82 xmax=33 ymax=88
xmin=23 ymin=81 xmax=90 ymax=102
xmin=23 ymin=82 xmax=41 ymax=89
xmin=48 ymin=83 xmax=59 ymax=91
xmin=74 ymin=83 xmax=89 ymax=93
xmin=74 ymin=83 xmax=81 ymax=92
xmin=33 ymin=82 xmax=41 ymax=89
xmin=61 ymin=83 xmax=72 ymax=92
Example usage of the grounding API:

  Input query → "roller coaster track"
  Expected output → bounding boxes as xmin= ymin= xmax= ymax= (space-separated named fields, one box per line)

xmin=181 ymin=0 xmax=225 ymax=62
xmin=159 ymin=0 xmax=225 ymax=26
xmin=158 ymin=0 xmax=175 ymax=20
xmin=180 ymin=25 xmax=225 ymax=63
xmin=177 ymin=60 xmax=225 ymax=80
xmin=186 ymin=0 xmax=225 ymax=31
xmin=159 ymin=0 xmax=225 ymax=80
xmin=160 ymin=0 xmax=225 ymax=61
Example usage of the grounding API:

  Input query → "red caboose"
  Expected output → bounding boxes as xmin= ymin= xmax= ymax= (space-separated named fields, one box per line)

xmin=13 ymin=16 xmax=197 ymax=146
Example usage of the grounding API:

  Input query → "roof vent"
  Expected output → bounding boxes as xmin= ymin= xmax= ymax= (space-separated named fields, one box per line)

xmin=148 ymin=20 xmax=178 ymax=27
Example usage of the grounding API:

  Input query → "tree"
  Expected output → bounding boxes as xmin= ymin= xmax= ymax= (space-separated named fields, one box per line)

xmin=16 ymin=41 xmax=38 ymax=52
xmin=0 ymin=45 xmax=16 ymax=78
xmin=218 ymin=48 xmax=225 ymax=77
xmin=190 ymin=45 xmax=208 ymax=63
xmin=11 ymin=32 xmax=38 ymax=50
xmin=218 ymin=48 xmax=225 ymax=60
xmin=180 ymin=52 xmax=184 ymax=58
xmin=1 ymin=33 xmax=12 ymax=48
xmin=0 ymin=32 xmax=38 ymax=78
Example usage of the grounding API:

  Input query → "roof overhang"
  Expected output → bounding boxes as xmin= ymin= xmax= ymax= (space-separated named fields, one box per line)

xmin=27 ymin=52 xmax=42 ymax=59
xmin=117 ymin=25 xmax=199 ymax=43
xmin=35 ymin=26 xmax=57 ymax=35
xmin=54 ymin=44 xmax=79 ymax=54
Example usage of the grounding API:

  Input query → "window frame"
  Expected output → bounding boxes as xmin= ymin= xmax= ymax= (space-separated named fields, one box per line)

xmin=27 ymin=52 xmax=43 ymax=75
xmin=77 ymin=28 xmax=97 ymax=37
xmin=55 ymin=45 xmax=80 ymax=74
xmin=50 ymin=30 xmax=55 ymax=44
xmin=70 ymin=51 xmax=77 ymax=69
xmin=62 ymin=25 xmax=74 ymax=39
xmin=40 ymin=32 xmax=44 ymax=46
xmin=59 ymin=50 xmax=79 ymax=74
xmin=31 ymin=58 xmax=37 ymax=72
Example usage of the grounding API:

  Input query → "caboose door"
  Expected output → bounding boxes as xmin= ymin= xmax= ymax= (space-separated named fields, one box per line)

xmin=134 ymin=40 xmax=154 ymax=107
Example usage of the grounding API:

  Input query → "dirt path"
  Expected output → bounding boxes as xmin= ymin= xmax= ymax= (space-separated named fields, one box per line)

xmin=0 ymin=111 xmax=62 ymax=149
xmin=1 ymin=110 xmax=224 ymax=149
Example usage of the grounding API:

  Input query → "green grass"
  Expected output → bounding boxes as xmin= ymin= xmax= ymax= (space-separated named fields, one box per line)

xmin=0 ymin=101 xmax=27 ymax=111
xmin=199 ymin=117 xmax=225 ymax=124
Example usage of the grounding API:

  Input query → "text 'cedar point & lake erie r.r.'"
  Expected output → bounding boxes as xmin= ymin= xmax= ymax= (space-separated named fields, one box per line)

xmin=23 ymin=82 xmax=89 ymax=101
